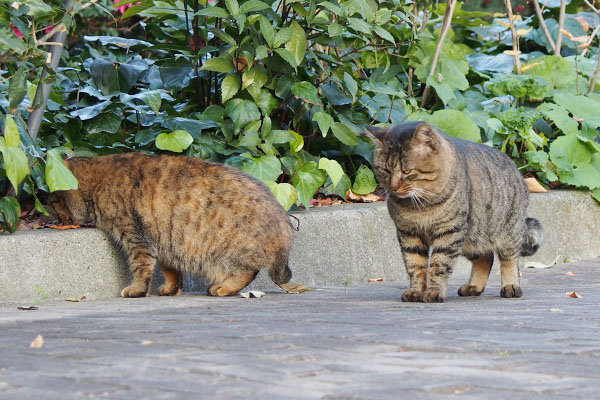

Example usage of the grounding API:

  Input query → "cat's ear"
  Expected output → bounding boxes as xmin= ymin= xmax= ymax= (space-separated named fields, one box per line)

xmin=365 ymin=125 xmax=389 ymax=144
xmin=414 ymin=123 xmax=439 ymax=150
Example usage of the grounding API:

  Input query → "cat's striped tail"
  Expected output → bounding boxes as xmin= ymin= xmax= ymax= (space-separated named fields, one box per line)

xmin=521 ymin=217 xmax=543 ymax=256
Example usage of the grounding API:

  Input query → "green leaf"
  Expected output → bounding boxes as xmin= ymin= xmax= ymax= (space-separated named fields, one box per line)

xmin=292 ymin=161 xmax=326 ymax=208
xmin=225 ymin=99 xmax=261 ymax=132
xmin=264 ymin=181 xmax=297 ymax=210
xmin=0 ymin=196 xmax=20 ymax=233
xmin=274 ymin=48 xmax=297 ymax=70
xmin=0 ymin=137 xmax=29 ymax=194
xmin=3 ymin=115 xmax=20 ymax=147
xmin=430 ymin=110 xmax=481 ymax=142
xmin=348 ymin=17 xmax=371 ymax=34
xmin=141 ymin=92 xmax=162 ymax=114
xmin=0 ymin=27 xmax=27 ymax=54
xmin=323 ymin=174 xmax=351 ymax=198
xmin=538 ymin=103 xmax=578 ymax=135
xmin=9 ymin=64 xmax=27 ymax=110
xmin=241 ymin=154 xmax=282 ymax=181
xmin=195 ymin=6 xmax=230 ymax=18
xmin=259 ymin=16 xmax=275 ymax=47
xmin=318 ymin=157 xmax=344 ymax=187
xmin=328 ymin=22 xmax=343 ymax=37
xmin=221 ymin=74 xmax=241 ymax=103
xmin=201 ymin=57 xmax=235 ymax=73
xmin=331 ymin=122 xmax=359 ymax=145
xmin=239 ymin=129 xmax=261 ymax=147
xmin=239 ymin=0 xmax=270 ymax=14
xmin=45 ymin=149 xmax=79 ymax=192
xmin=291 ymin=81 xmax=320 ymax=104
xmin=373 ymin=25 xmax=395 ymax=44
xmin=84 ymin=112 xmax=122 ymax=134
xmin=343 ymin=72 xmax=358 ymax=101
xmin=256 ymin=89 xmax=280 ymax=116
xmin=523 ymin=55 xmax=576 ymax=96
xmin=285 ymin=21 xmax=307 ymax=66
xmin=592 ymin=188 xmax=600 ymax=203
xmin=312 ymin=111 xmax=334 ymax=137
xmin=549 ymin=135 xmax=592 ymax=168
xmin=255 ymin=45 xmax=269 ymax=60
xmin=155 ymin=130 xmax=194 ymax=152
xmin=352 ymin=164 xmax=377 ymax=195
xmin=553 ymin=93 xmax=600 ymax=128
xmin=225 ymin=0 xmax=240 ymax=15
xmin=273 ymin=27 xmax=292 ymax=48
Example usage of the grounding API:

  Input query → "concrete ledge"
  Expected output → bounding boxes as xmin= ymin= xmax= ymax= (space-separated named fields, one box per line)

xmin=1 ymin=191 xmax=598 ymax=304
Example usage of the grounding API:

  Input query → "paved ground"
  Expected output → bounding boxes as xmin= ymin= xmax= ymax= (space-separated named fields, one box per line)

xmin=0 ymin=259 xmax=599 ymax=399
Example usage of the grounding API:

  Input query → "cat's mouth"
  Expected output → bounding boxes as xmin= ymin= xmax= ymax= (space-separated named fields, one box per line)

xmin=389 ymin=186 xmax=412 ymax=198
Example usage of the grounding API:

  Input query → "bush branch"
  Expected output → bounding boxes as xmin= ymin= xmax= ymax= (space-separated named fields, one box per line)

xmin=532 ymin=0 xmax=555 ymax=52
xmin=504 ymin=0 xmax=522 ymax=74
xmin=420 ymin=0 xmax=457 ymax=108
xmin=554 ymin=0 xmax=566 ymax=55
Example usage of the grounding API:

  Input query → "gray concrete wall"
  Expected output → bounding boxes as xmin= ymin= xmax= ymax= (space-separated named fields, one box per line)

xmin=0 ymin=191 xmax=598 ymax=304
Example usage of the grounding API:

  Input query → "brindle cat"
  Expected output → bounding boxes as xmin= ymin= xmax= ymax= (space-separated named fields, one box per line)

xmin=366 ymin=122 xmax=542 ymax=303
xmin=49 ymin=153 xmax=294 ymax=298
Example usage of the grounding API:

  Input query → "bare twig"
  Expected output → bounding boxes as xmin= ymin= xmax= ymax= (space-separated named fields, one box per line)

xmin=583 ymin=0 xmax=599 ymax=14
xmin=420 ymin=0 xmax=457 ymax=108
xmin=531 ymin=0 xmax=555 ymax=52
xmin=504 ymin=0 xmax=522 ymax=74
xmin=554 ymin=0 xmax=566 ymax=55
xmin=581 ymin=23 xmax=600 ymax=57
xmin=588 ymin=42 xmax=600 ymax=94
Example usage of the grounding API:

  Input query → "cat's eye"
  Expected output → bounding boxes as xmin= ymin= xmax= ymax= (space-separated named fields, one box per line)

xmin=402 ymin=169 xmax=412 ymax=174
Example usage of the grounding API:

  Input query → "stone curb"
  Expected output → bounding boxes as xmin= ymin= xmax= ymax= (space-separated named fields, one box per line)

xmin=0 ymin=191 xmax=598 ymax=304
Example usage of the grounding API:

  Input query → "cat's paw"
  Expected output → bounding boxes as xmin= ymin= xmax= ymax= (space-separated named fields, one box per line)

xmin=401 ymin=289 xmax=423 ymax=302
xmin=500 ymin=284 xmax=522 ymax=298
xmin=158 ymin=283 xmax=181 ymax=296
xmin=121 ymin=285 xmax=148 ymax=298
xmin=207 ymin=284 xmax=238 ymax=297
xmin=421 ymin=289 xmax=445 ymax=303
xmin=457 ymin=284 xmax=483 ymax=296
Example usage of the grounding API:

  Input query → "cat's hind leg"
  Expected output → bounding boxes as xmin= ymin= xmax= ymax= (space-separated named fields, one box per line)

xmin=458 ymin=254 xmax=493 ymax=296
xmin=499 ymin=257 xmax=522 ymax=298
xmin=158 ymin=266 xmax=183 ymax=296
xmin=208 ymin=270 xmax=258 ymax=297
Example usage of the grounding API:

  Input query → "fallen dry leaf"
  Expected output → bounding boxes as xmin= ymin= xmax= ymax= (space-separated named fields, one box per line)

xmin=49 ymin=224 xmax=81 ymax=230
xmin=565 ymin=271 xmax=576 ymax=276
xmin=525 ymin=177 xmax=548 ymax=193
xmin=368 ymin=277 xmax=383 ymax=283
xmin=30 ymin=335 xmax=44 ymax=348
xmin=575 ymin=16 xmax=590 ymax=32
xmin=550 ymin=308 xmax=563 ymax=312
xmin=240 ymin=290 xmax=265 ymax=299
xmin=346 ymin=190 xmax=383 ymax=203
xmin=524 ymin=261 xmax=550 ymax=269
xmin=277 ymin=282 xmax=312 ymax=294
xmin=141 ymin=340 xmax=155 ymax=345
xmin=566 ymin=291 xmax=582 ymax=298
xmin=65 ymin=295 xmax=86 ymax=302
xmin=17 ymin=305 xmax=39 ymax=311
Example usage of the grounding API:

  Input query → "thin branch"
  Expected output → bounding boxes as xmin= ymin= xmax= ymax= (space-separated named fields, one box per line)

xmin=581 ymin=23 xmax=600 ymax=57
xmin=504 ymin=0 xmax=522 ymax=74
xmin=583 ymin=0 xmax=599 ymax=14
xmin=554 ymin=0 xmax=566 ymax=55
xmin=420 ymin=0 xmax=457 ymax=108
xmin=532 ymin=0 xmax=555 ymax=52
xmin=588 ymin=41 xmax=600 ymax=94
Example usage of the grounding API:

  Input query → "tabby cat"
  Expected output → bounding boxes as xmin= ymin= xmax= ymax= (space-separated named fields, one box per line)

xmin=366 ymin=122 xmax=542 ymax=303
xmin=48 ymin=153 xmax=294 ymax=298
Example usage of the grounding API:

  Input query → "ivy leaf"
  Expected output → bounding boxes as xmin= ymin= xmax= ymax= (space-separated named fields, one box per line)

xmin=292 ymin=161 xmax=326 ymax=208
xmin=318 ymin=157 xmax=345 ymax=187
xmin=331 ymin=122 xmax=359 ymax=145
xmin=0 ymin=196 xmax=20 ymax=233
xmin=225 ymin=99 xmax=261 ymax=132
xmin=85 ymin=112 xmax=122 ymax=134
xmin=312 ymin=111 xmax=334 ymax=137
xmin=285 ymin=21 xmax=307 ymax=66
xmin=430 ymin=110 xmax=481 ymax=142
xmin=241 ymin=154 xmax=282 ymax=181
xmin=291 ymin=81 xmax=319 ymax=104
xmin=200 ymin=57 xmax=235 ymax=73
xmin=3 ymin=115 xmax=20 ymax=147
xmin=0 ymin=137 xmax=29 ymax=194
xmin=264 ymin=181 xmax=297 ymax=210
xmin=9 ymin=64 xmax=27 ymax=110
xmin=45 ymin=149 xmax=79 ymax=192
xmin=155 ymin=130 xmax=194 ymax=152
xmin=352 ymin=164 xmax=377 ymax=195
xmin=221 ymin=74 xmax=241 ymax=103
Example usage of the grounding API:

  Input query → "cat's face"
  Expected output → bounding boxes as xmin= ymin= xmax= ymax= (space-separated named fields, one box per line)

xmin=48 ymin=190 xmax=91 ymax=224
xmin=366 ymin=123 xmax=444 ymax=200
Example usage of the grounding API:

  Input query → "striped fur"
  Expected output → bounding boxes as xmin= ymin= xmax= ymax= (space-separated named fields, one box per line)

xmin=48 ymin=153 xmax=294 ymax=298
xmin=366 ymin=122 xmax=542 ymax=303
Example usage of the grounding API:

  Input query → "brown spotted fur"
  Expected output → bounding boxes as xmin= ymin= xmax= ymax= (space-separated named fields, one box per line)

xmin=366 ymin=122 xmax=542 ymax=303
xmin=48 ymin=153 xmax=294 ymax=297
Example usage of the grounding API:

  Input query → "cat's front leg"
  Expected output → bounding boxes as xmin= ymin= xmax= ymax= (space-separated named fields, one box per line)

xmin=120 ymin=236 xmax=157 ymax=298
xmin=398 ymin=231 xmax=428 ymax=302
xmin=425 ymin=244 xmax=461 ymax=303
